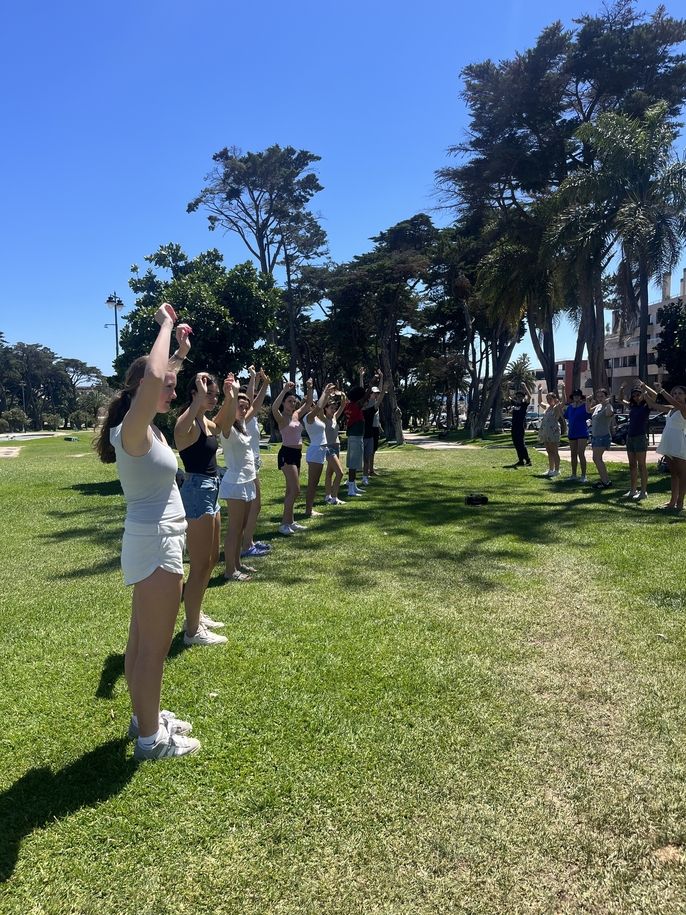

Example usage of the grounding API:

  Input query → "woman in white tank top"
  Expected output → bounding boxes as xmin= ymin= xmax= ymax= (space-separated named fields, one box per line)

xmin=303 ymin=382 xmax=336 ymax=517
xmin=96 ymin=304 xmax=200 ymax=762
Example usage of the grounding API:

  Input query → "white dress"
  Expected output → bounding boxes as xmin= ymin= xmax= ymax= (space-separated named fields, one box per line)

xmin=656 ymin=409 xmax=686 ymax=460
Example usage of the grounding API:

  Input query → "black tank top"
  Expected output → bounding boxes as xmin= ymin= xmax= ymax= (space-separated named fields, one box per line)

xmin=179 ymin=418 xmax=218 ymax=476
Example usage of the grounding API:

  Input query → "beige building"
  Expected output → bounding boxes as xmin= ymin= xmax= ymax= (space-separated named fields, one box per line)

xmin=603 ymin=268 xmax=686 ymax=395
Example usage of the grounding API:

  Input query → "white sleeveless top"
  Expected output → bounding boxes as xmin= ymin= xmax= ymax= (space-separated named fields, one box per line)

xmin=220 ymin=426 xmax=256 ymax=483
xmin=246 ymin=415 xmax=261 ymax=458
xmin=110 ymin=423 xmax=184 ymax=524
xmin=305 ymin=414 xmax=326 ymax=448
xmin=657 ymin=409 xmax=686 ymax=460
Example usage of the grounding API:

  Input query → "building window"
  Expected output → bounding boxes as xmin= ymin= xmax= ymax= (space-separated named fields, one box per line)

xmin=648 ymin=352 xmax=657 ymax=364
xmin=622 ymin=356 xmax=628 ymax=367
xmin=613 ymin=357 xmax=620 ymax=368
xmin=628 ymin=355 xmax=636 ymax=367
xmin=605 ymin=359 xmax=611 ymax=369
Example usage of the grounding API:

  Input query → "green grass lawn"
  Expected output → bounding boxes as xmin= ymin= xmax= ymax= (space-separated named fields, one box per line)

xmin=1 ymin=436 xmax=685 ymax=914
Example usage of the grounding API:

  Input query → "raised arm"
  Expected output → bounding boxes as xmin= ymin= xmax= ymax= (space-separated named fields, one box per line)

xmin=307 ymin=382 xmax=335 ymax=422
xmin=122 ymin=303 xmax=177 ymax=455
xmin=246 ymin=369 xmax=270 ymax=423
xmin=271 ymin=381 xmax=294 ymax=428
xmin=617 ymin=384 xmax=630 ymax=407
xmin=652 ymin=382 xmax=686 ymax=417
xmin=246 ymin=365 xmax=257 ymax=402
xmin=335 ymin=391 xmax=347 ymax=420
xmin=294 ymin=378 xmax=314 ymax=421
xmin=174 ymin=372 xmax=210 ymax=448
xmin=218 ymin=373 xmax=240 ymax=436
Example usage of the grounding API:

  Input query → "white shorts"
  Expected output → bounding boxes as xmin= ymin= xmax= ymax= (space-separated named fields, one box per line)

xmin=121 ymin=518 xmax=187 ymax=586
xmin=220 ymin=478 xmax=257 ymax=502
xmin=306 ymin=443 xmax=327 ymax=465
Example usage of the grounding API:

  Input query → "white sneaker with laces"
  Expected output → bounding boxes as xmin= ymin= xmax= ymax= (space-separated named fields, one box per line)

xmin=290 ymin=522 xmax=307 ymax=532
xmin=134 ymin=721 xmax=201 ymax=761
xmin=549 ymin=470 xmax=560 ymax=478
xmin=278 ymin=524 xmax=293 ymax=536
xmin=128 ymin=710 xmax=192 ymax=741
xmin=183 ymin=624 xmax=228 ymax=647
xmin=333 ymin=497 xmax=346 ymax=505
xmin=634 ymin=491 xmax=647 ymax=501
xmin=199 ymin=612 xmax=225 ymax=629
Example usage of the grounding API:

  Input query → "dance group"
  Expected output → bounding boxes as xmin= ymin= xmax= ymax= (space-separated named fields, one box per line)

xmin=509 ymin=381 xmax=686 ymax=507
xmin=96 ymin=305 xmax=385 ymax=761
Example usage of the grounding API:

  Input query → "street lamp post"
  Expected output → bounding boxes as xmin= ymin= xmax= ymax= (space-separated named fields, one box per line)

xmin=19 ymin=381 xmax=26 ymax=432
xmin=105 ymin=292 xmax=124 ymax=361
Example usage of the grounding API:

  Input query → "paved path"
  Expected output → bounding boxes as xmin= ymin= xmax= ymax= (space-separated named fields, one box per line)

xmin=403 ymin=433 xmax=479 ymax=450
xmin=0 ymin=447 xmax=20 ymax=458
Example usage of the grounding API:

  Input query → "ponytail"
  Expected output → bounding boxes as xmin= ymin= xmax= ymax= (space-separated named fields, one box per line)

xmin=94 ymin=357 xmax=148 ymax=463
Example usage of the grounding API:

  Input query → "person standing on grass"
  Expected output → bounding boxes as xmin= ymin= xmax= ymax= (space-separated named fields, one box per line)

xmin=95 ymin=304 xmax=200 ymax=761
xmin=641 ymin=381 xmax=686 ymax=511
xmin=563 ymin=384 xmax=590 ymax=482
xmin=241 ymin=365 xmax=272 ymax=560
xmin=344 ymin=384 xmax=366 ymax=498
xmin=174 ymin=372 xmax=228 ymax=647
xmin=617 ymin=385 xmax=650 ymax=501
xmin=304 ymin=382 xmax=336 ymax=517
xmin=362 ymin=370 xmax=386 ymax=484
xmin=271 ymin=378 xmax=314 ymax=535
xmin=509 ymin=385 xmax=533 ymax=467
xmin=589 ymin=389 xmax=614 ymax=489
xmin=538 ymin=390 xmax=564 ymax=478
xmin=324 ymin=391 xmax=347 ymax=505
xmin=219 ymin=371 xmax=270 ymax=580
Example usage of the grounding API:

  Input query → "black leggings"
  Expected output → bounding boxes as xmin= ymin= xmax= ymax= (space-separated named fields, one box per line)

xmin=512 ymin=428 xmax=530 ymax=463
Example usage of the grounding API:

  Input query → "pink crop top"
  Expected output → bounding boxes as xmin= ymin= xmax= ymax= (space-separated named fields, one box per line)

xmin=281 ymin=416 xmax=302 ymax=448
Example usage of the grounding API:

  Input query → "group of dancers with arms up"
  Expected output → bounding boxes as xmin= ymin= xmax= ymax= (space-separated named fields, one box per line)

xmin=97 ymin=305 xmax=385 ymax=761
xmin=512 ymin=379 xmax=686 ymax=509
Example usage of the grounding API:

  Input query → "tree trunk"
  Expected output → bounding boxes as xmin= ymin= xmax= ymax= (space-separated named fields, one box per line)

xmin=637 ymin=253 xmax=650 ymax=381
xmin=571 ymin=313 xmax=585 ymax=392
xmin=578 ymin=259 xmax=608 ymax=391
xmin=474 ymin=330 xmax=518 ymax=437
xmin=527 ymin=304 xmax=557 ymax=391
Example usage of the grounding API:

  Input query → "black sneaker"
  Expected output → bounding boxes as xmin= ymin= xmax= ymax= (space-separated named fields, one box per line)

xmin=602 ymin=480 xmax=613 ymax=488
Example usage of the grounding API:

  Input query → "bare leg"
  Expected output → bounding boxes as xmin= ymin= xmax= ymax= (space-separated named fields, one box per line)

xmin=128 ymin=568 xmax=182 ymax=738
xmin=545 ymin=444 xmax=555 ymax=472
xmin=225 ymin=499 xmax=250 ymax=576
xmin=569 ymin=440 xmax=578 ymax=476
xmin=674 ymin=457 xmax=686 ymax=509
xmin=637 ymin=453 xmax=648 ymax=494
xmin=184 ymin=514 xmax=217 ymax=636
xmin=578 ymin=441 xmax=588 ymax=477
xmin=327 ymin=453 xmax=343 ymax=499
xmin=627 ymin=452 xmax=638 ymax=493
xmin=305 ymin=461 xmax=324 ymax=515
xmin=242 ymin=476 xmax=262 ymax=550
xmin=281 ymin=464 xmax=300 ymax=525
xmin=592 ymin=447 xmax=608 ymax=484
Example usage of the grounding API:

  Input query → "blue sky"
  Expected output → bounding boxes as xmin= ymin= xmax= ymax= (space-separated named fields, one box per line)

xmin=1 ymin=0 xmax=683 ymax=375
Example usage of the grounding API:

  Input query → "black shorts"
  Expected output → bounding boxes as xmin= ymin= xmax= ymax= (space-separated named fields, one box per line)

xmin=278 ymin=445 xmax=302 ymax=470
xmin=372 ymin=427 xmax=380 ymax=451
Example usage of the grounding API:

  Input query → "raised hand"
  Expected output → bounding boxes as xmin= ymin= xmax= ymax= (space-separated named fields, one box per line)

xmin=155 ymin=302 xmax=177 ymax=326
xmin=285 ymin=380 xmax=296 ymax=392
xmin=175 ymin=323 xmax=192 ymax=358
xmin=260 ymin=368 xmax=271 ymax=384
xmin=224 ymin=372 xmax=239 ymax=396
xmin=194 ymin=372 xmax=209 ymax=398
xmin=248 ymin=364 xmax=256 ymax=377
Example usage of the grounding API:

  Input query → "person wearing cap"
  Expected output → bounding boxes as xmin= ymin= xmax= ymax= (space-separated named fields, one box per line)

xmin=362 ymin=369 xmax=385 ymax=484
xmin=617 ymin=384 xmax=650 ymax=500
xmin=344 ymin=384 xmax=367 ymax=497
xmin=509 ymin=384 xmax=533 ymax=467
xmin=562 ymin=382 xmax=591 ymax=482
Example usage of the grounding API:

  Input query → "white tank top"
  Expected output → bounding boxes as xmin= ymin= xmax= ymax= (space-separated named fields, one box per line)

xmin=110 ymin=423 xmax=184 ymax=524
xmin=220 ymin=426 xmax=256 ymax=483
xmin=305 ymin=414 xmax=326 ymax=447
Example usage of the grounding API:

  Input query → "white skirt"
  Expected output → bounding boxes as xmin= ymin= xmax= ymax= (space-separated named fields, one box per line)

xmin=121 ymin=518 xmax=187 ymax=586
xmin=219 ymin=478 xmax=257 ymax=502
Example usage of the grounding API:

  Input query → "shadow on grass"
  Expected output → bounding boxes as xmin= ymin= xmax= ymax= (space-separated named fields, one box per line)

xmin=69 ymin=480 xmax=123 ymax=497
xmin=0 ymin=738 xmax=137 ymax=883
xmin=95 ymin=631 xmax=188 ymax=700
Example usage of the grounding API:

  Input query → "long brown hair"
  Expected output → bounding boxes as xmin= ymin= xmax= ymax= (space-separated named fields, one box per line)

xmin=94 ymin=357 xmax=148 ymax=463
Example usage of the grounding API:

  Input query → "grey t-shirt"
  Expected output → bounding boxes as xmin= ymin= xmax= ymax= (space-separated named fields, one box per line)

xmin=591 ymin=403 xmax=613 ymax=437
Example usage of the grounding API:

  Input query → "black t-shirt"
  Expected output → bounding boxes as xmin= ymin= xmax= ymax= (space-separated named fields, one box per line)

xmin=363 ymin=406 xmax=376 ymax=437
xmin=511 ymin=401 xmax=528 ymax=432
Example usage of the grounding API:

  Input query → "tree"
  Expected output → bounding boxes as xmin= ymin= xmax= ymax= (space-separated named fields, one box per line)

xmin=116 ymin=245 xmax=286 ymax=383
xmin=656 ymin=299 xmax=686 ymax=385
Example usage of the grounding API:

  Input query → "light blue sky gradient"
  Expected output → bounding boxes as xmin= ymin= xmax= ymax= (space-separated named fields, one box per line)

xmin=1 ymin=1 xmax=683 ymax=375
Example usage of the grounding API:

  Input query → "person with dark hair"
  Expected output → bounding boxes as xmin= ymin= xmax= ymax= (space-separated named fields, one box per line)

xmin=303 ymin=382 xmax=336 ymax=517
xmin=589 ymin=388 xmax=614 ymax=489
xmin=219 ymin=371 xmax=270 ymax=579
xmin=95 ymin=304 xmax=200 ymax=761
xmin=641 ymin=381 xmax=686 ymax=510
xmin=324 ymin=391 xmax=347 ymax=505
xmin=271 ymin=378 xmax=313 ymax=535
xmin=241 ymin=365 xmax=272 ymax=559
xmin=362 ymin=370 xmax=385 ymax=484
xmin=563 ymin=383 xmax=590 ymax=483
xmin=617 ymin=384 xmax=650 ymax=500
xmin=509 ymin=385 xmax=533 ymax=467
xmin=174 ymin=371 xmax=227 ymax=647
xmin=344 ymin=384 xmax=366 ymax=498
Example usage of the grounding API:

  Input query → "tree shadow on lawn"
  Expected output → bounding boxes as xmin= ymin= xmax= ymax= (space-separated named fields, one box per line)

xmin=95 ymin=630 xmax=188 ymax=700
xmin=0 ymin=738 xmax=137 ymax=883
xmin=69 ymin=480 xmax=123 ymax=498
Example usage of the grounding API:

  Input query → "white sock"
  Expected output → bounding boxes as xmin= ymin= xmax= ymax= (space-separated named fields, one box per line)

xmin=137 ymin=726 xmax=165 ymax=749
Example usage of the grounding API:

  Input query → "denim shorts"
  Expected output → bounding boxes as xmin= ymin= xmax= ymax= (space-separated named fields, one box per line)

xmin=325 ymin=443 xmax=340 ymax=459
xmin=180 ymin=472 xmax=220 ymax=520
xmin=592 ymin=434 xmax=611 ymax=449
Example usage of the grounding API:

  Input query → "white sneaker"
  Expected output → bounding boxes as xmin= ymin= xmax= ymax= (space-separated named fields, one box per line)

xmin=183 ymin=624 xmax=228 ymax=647
xmin=579 ymin=475 xmax=588 ymax=483
xmin=542 ymin=469 xmax=552 ymax=477
xmin=128 ymin=710 xmax=192 ymax=741
xmin=634 ymin=491 xmax=647 ymax=501
xmin=134 ymin=721 xmax=201 ymax=761
xmin=333 ymin=497 xmax=346 ymax=505
xmin=354 ymin=486 xmax=366 ymax=495
xmin=361 ymin=475 xmax=369 ymax=485
xmin=278 ymin=524 xmax=293 ymax=536
xmin=622 ymin=490 xmax=637 ymax=499
xmin=199 ymin=612 xmax=224 ymax=629
xmin=549 ymin=470 xmax=560 ymax=478
xmin=290 ymin=522 xmax=307 ymax=532
xmin=325 ymin=495 xmax=335 ymax=504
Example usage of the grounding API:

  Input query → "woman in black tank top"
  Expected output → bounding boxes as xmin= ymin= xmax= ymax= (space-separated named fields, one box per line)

xmin=174 ymin=372 xmax=229 ymax=648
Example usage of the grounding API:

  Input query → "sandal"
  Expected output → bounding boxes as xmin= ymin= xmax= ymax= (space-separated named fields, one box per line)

xmin=224 ymin=570 xmax=252 ymax=582
xmin=240 ymin=564 xmax=257 ymax=574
